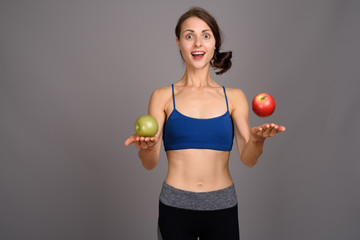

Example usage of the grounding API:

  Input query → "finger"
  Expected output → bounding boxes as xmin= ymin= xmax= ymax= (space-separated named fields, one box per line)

xmin=124 ymin=135 xmax=136 ymax=146
xmin=267 ymin=123 xmax=277 ymax=137
xmin=278 ymin=126 xmax=286 ymax=132
xmin=260 ymin=123 xmax=270 ymax=129
xmin=151 ymin=137 xmax=158 ymax=144
xmin=134 ymin=141 xmax=141 ymax=149
xmin=130 ymin=136 xmax=140 ymax=148
xmin=142 ymin=137 xmax=150 ymax=149
xmin=124 ymin=138 xmax=133 ymax=146
xmin=262 ymin=127 xmax=272 ymax=137
xmin=262 ymin=128 xmax=272 ymax=137
xmin=252 ymin=126 xmax=264 ymax=136
xmin=145 ymin=138 xmax=156 ymax=149
xmin=257 ymin=128 xmax=265 ymax=136
xmin=144 ymin=137 xmax=152 ymax=146
xmin=269 ymin=125 xmax=278 ymax=137
xmin=140 ymin=137 xmax=149 ymax=149
xmin=147 ymin=137 xmax=156 ymax=144
xmin=257 ymin=129 xmax=268 ymax=138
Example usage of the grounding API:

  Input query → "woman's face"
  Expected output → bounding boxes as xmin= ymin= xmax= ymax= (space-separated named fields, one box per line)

xmin=176 ymin=17 xmax=216 ymax=70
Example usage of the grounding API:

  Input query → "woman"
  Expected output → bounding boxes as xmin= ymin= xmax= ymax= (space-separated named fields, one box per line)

xmin=125 ymin=7 xmax=286 ymax=240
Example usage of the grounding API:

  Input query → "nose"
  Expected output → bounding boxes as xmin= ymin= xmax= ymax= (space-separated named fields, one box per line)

xmin=194 ymin=36 xmax=202 ymax=47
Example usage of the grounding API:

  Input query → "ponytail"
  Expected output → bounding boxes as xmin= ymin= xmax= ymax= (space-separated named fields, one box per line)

xmin=211 ymin=51 xmax=232 ymax=75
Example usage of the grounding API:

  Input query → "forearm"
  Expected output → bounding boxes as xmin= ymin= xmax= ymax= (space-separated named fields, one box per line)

xmin=138 ymin=147 xmax=159 ymax=170
xmin=240 ymin=137 xmax=265 ymax=168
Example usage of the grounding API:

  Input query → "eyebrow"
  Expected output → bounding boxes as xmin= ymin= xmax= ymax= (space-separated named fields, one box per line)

xmin=183 ymin=29 xmax=211 ymax=33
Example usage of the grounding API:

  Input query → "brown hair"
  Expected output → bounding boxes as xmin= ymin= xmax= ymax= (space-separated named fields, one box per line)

xmin=175 ymin=7 xmax=232 ymax=75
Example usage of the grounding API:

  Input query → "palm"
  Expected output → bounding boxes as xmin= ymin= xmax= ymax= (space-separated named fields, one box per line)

xmin=251 ymin=123 xmax=286 ymax=140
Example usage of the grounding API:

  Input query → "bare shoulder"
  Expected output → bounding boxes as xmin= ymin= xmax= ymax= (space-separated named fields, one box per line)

xmin=150 ymin=85 xmax=171 ymax=100
xmin=225 ymin=87 xmax=246 ymax=97
xmin=224 ymin=88 xmax=250 ymax=121
xmin=149 ymin=85 xmax=172 ymax=109
xmin=225 ymin=88 xmax=248 ymax=111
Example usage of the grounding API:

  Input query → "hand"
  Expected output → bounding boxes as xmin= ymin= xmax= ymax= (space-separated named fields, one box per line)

xmin=124 ymin=134 xmax=158 ymax=150
xmin=251 ymin=123 xmax=286 ymax=142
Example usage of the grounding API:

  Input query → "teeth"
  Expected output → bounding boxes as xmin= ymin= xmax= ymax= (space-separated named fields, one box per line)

xmin=192 ymin=52 xmax=205 ymax=56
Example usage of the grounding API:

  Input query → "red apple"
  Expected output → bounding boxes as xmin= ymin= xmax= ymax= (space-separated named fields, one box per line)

xmin=252 ymin=93 xmax=276 ymax=117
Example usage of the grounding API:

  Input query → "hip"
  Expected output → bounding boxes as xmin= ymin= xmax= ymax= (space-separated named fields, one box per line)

xmin=159 ymin=181 xmax=238 ymax=211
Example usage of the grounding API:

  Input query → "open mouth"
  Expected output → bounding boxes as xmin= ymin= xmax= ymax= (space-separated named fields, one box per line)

xmin=191 ymin=51 xmax=206 ymax=59
xmin=191 ymin=51 xmax=206 ymax=56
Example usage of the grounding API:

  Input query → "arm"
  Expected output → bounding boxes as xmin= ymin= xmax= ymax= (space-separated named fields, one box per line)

xmin=229 ymin=88 xmax=285 ymax=168
xmin=124 ymin=87 xmax=167 ymax=170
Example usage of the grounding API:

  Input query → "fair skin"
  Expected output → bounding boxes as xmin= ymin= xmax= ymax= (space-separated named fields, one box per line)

xmin=124 ymin=17 xmax=286 ymax=192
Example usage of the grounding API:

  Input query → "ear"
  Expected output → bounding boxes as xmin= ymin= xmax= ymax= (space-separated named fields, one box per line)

xmin=176 ymin=37 xmax=180 ymax=48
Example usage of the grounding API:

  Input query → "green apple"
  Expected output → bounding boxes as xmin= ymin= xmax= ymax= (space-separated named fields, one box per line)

xmin=134 ymin=115 xmax=158 ymax=137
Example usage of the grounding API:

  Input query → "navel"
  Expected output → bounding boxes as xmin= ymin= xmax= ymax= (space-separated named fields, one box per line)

xmin=197 ymin=183 xmax=204 ymax=189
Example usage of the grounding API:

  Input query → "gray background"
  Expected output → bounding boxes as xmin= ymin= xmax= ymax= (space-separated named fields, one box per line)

xmin=1 ymin=0 xmax=359 ymax=239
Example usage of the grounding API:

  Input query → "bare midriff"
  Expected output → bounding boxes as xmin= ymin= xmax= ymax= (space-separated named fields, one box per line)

xmin=165 ymin=149 xmax=234 ymax=192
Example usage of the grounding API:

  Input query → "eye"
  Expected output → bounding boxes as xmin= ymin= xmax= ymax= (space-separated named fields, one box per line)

xmin=203 ymin=33 xmax=211 ymax=39
xmin=185 ymin=34 xmax=193 ymax=39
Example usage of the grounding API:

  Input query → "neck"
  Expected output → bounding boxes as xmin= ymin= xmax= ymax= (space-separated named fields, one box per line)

xmin=181 ymin=64 xmax=213 ymax=87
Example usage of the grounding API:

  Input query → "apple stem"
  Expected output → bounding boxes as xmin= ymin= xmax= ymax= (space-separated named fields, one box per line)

xmin=261 ymin=95 xmax=268 ymax=101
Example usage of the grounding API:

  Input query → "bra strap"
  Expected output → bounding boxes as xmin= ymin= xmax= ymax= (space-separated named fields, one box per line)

xmin=171 ymin=84 xmax=176 ymax=109
xmin=222 ymin=86 xmax=229 ymax=111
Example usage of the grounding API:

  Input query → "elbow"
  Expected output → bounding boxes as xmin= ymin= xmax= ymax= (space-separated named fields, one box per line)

xmin=240 ymin=153 xmax=259 ymax=168
xmin=138 ymin=149 xmax=159 ymax=171
xmin=245 ymin=161 xmax=257 ymax=168
xmin=143 ymin=164 xmax=156 ymax=171
xmin=241 ymin=159 xmax=258 ymax=168
xmin=141 ymin=159 xmax=158 ymax=171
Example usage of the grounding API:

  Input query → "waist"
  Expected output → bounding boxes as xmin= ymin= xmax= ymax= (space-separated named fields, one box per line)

xmin=159 ymin=181 xmax=238 ymax=211
xmin=165 ymin=149 xmax=232 ymax=191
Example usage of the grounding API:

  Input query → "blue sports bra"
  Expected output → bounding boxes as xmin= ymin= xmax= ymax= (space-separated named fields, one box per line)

xmin=163 ymin=84 xmax=234 ymax=151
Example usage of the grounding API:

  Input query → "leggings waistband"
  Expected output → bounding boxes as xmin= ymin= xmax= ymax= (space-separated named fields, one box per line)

xmin=159 ymin=182 xmax=238 ymax=211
